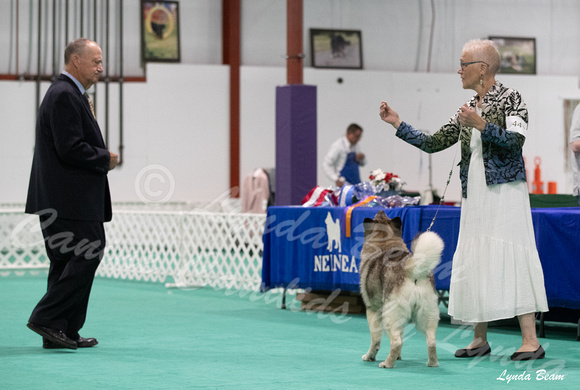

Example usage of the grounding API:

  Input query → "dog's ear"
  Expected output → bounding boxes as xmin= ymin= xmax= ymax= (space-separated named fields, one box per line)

xmin=390 ymin=217 xmax=402 ymax=233
xmin=363 ymin=218 xmax=375 ymax=234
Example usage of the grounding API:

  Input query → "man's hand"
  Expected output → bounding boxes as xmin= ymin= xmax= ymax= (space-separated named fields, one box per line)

xmin=109 ymin=152 xmax=119 ymax=170
xmin=355 ymin=153 xmax=365 ymax=162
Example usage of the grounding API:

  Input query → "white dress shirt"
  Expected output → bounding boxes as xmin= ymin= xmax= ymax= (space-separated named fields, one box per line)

xmin=322 ymin=136 xmax=366 ymax=184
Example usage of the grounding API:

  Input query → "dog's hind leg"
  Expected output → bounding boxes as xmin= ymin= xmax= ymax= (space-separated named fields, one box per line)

xmin=380 ymin=324 xmax=403 ymax=368
xmin=416 ymin=297 xmax=439 ymax=367
xmin=362 ymin=309 xmax=382 ymax=362
xmin=398 ymin=329 xmax=403 ymax=360
xmin=425 ymin=325 xmax=438 ymax=367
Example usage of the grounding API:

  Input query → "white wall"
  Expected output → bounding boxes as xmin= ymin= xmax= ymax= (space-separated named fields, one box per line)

xmin=2 ymin=0 xmax=580 ymax=205
xmin=2 ymin=1 xmax=580 ymax=78
xmin=243 ymin=0 xmax=580 ymax=77
xmin=106 ymin=64 xmax=230 ymax=203
xmin=0 ymin=80 xmax=38 ymax=203
xmin=240 ymin=66 xmax=580 ymax=202
xmin=0 ymin=64 xmax=229 ymax=204
xmin=2 ymin=65 xmax=578 ymax=205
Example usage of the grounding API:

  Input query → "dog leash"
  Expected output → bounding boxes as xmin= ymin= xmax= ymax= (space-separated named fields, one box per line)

xmin=425 ymin=127 xmax=464 ymax=232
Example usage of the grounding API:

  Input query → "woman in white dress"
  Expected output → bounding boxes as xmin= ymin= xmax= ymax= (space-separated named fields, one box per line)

xmin=378 ymin=39 xmax=548 ymax=361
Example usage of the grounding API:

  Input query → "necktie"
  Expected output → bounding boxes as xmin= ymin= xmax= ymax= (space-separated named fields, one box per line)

xmin=84 ymin=92 xmax=96 ymax=118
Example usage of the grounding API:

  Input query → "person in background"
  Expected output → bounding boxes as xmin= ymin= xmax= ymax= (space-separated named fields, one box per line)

xmin=570 ymin=104 xmax=580 ymax=205
xmin=379 ymin=39 xmax=548 ymax=361
xmin=323 ymin=123 xmax=366 ymax=187
xmin=25 ymin=38 xmax=118 ymax=350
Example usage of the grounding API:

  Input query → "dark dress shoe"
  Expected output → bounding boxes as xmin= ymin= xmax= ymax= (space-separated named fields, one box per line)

xmin=77 ymin=337 xmax=98 ymax=348
xmin=43 ymin=336 xmax=98 ymax=349
xmin=510 ymin=346 xmax=545 ymax=361
xmin=454 ymin=343 xmax=491 ymax=358
xmin=27 ymin=322 xmax=77 ymax=350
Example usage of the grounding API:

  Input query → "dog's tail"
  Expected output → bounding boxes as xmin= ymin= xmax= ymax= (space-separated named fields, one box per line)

xmin=406 ymin=231 xmax=444 ymax=280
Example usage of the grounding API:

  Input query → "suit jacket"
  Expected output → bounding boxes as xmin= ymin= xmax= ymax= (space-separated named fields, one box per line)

xmin=25 ymin=74 xmax=112 ymax=222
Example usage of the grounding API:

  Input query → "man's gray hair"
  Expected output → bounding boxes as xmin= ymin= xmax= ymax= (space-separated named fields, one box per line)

xmin=64 ymin=38 xmax=90 ymax=65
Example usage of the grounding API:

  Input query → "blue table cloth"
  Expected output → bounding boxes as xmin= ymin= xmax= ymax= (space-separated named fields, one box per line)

xmin=261 ymin=205 xmax=580 ymax=309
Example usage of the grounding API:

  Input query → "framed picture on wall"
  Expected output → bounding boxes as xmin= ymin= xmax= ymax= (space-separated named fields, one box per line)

xmin=488 ymin=36 xmax=536 ymax=74
xmin=310 ymin=29 xmax=363 ymax=69
xmin=141 ymin=1 xmax=181 ymax=62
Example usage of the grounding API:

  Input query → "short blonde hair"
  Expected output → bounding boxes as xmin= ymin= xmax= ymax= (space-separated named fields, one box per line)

xmin=462 ymin=39 xmax=501 ymax=75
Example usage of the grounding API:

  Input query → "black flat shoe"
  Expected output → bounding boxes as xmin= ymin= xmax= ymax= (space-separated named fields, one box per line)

xmin=510 ymin=346 xmax=545 ymax=361
xmin=27 ymin=322 xmax=77 ymax=350
xmin=43 ymin=336 xmax=98 ymax=349
xmin=455 ymin=343 xmax=491 ymax=358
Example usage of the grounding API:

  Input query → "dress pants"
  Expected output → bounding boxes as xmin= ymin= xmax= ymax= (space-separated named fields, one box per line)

xmin=29 ymin=216 xmax=105 ymax=340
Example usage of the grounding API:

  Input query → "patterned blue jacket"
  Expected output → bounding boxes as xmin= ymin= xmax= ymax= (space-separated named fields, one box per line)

xmin=395 ymin=81 xmax=528 ymax=198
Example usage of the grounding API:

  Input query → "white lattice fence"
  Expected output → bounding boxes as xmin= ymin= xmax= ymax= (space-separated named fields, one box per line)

xmin=0 ymin=209 xmax=47 ymax=273
xmin=99 ymin=211 xmax=183 ymax=283
xmin=0 ymin=206 xmax=266 ymax=291
xmin=175 ymin=212 xmax=265 ymax=290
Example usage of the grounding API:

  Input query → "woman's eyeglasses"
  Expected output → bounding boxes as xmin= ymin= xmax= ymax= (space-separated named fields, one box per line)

xmin=460 ymin=61 xmax=488 ymax=70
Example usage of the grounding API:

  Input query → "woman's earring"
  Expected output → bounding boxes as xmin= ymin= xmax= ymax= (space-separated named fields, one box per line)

xmin=480 ymin=77 xmax=483 ymax=85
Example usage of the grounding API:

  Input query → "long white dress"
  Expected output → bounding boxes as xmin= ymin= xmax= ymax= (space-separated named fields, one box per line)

xmin=447 ymin=120 xmax=549 ymax=323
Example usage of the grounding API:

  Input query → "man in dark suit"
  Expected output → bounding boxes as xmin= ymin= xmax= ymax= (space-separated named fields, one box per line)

xmin=25 ymin=38 xmax=118 ymax=349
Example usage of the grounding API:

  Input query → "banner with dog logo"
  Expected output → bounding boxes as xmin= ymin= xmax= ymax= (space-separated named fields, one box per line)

xmin=261 ymin=206 xmax=422 ymax=292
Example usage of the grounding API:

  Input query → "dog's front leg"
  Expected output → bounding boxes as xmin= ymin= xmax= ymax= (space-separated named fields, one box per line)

xmin=362 ymin=309 xmax=382 ymax=362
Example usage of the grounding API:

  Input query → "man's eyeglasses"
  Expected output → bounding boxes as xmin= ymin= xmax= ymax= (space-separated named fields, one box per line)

xmin=460 ymin=61 xmax=488 ymax=70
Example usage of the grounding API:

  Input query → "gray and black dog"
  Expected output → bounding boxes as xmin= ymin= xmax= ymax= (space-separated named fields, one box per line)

xmin=360 ymin=210 xmax=444 ymax=368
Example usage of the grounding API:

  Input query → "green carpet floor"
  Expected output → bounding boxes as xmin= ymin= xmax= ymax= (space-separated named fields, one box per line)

xmin=1 ymin=273 xmax=578 ymax=389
